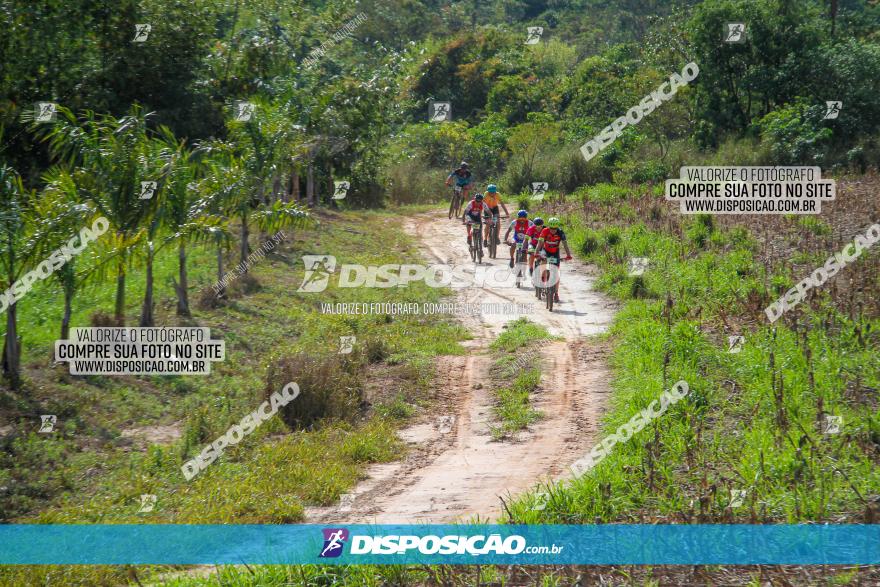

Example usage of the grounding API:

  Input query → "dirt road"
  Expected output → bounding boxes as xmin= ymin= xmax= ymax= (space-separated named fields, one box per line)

xmin=307 ymin=213 xmax=616 ymax=523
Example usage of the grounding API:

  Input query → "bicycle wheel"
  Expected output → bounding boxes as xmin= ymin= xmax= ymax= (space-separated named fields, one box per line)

xmin=488 ymin=226 xmax=496 ymax=259
xmin=546 ymin=282 xmax=555 ymax=312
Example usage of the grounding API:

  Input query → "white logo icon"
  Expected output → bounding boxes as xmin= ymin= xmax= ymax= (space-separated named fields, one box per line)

xmin=338 ymin=493 xmax=355 ymax=512
xmin=297 ymin=255 xmax=336 ymax=293
xmin=429 ymin=101 xmax=451 ymax=122
xmin=234 ymin=101 xmax=255 ymax=121
xmin=137 ymin=494 xmax=157 ymax=513
xmin=133 ymin=24 xmax=151 ymax=42
xmin=36 ymin=102 xmax=57 ymax=122
xmin=139 ymin=181 xmax=157 ymax=200
xmin=532 ymin=492 xmax=549 ymax=511
xmin=729 ymin=489 xmax=746 ymax=508
xmin=824 ymin=101 xmax=842 ymax=120
xmin=437 ymin=415 xmax=455 ymax=434
xmin=727 ymin=335 xmax=744 ymax=354
xmin=823 ymin=415 xmax=842 ymax=434
xmin=629 ymin=257 xmax=649 ymax=276
xmin=525 ymin=27 xmax=544 ymax=45
xmin=39 ymin=415 xmax=57 ymax=433
xmin=332 ymin=181 xmax=350 ymax=200
xmin=531 ymin=182 xmax=549 ymax=199
xmin=339 ymin=336 xmax=356 ymax=354
xmin=725 ymin=23 xmax=746 ymax=43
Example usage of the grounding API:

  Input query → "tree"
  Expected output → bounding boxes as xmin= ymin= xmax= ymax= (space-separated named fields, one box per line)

xmin=38 ymin=105 xmax=157 ymax=325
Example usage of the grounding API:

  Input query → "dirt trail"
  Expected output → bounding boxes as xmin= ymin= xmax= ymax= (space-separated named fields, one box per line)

xmin=307 ymin=213 xmax=616 ymax=524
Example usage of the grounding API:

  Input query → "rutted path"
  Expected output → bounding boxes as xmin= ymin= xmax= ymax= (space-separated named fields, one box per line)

xmin=307 ymin=212 xmax=616 ymax=523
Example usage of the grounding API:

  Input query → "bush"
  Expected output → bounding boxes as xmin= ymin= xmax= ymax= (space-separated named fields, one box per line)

xmin=580 ymin=234 xmax=599 ymax=256
xmin=757 ymin=101 xmax=833 ymax=165
xmin=604 ymin=227 xmax=621 ymax=246
xmin=266 ymin=353 xmax=364 ymax=430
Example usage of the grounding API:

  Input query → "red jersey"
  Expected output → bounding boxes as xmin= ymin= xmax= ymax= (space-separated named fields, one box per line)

xmin=537 ymin=227 xmax=566 ymax=253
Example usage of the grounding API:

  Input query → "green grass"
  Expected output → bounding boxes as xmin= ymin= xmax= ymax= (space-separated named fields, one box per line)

xmin=501 ymin=204 xmax=880 ymax=526
xmin=0 ymin=207 xmax=468 ymax=586
xmin=488 ymin=319 xmax=550 ymax=439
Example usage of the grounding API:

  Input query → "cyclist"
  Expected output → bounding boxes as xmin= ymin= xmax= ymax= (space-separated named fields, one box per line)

xmin=504 ymin=210 xmax=533 ymax=269
xmin=525 ymin=217 xmax=544 ymax=275
xmin=461 ymin=193 xmax=492 ymax=246
xmin=481 ymin=184 xmax=509 ymax=247
xmin=445 ymin=161 xmax=473 ymax=202
xmin=534 ymin=217 xmax=573 ymax=302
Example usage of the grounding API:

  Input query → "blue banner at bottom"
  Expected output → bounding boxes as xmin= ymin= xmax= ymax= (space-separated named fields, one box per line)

xmin=0 ymin=525 xmax=877 ymax=565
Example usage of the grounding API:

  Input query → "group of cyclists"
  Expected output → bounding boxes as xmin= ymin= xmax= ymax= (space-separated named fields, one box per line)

xmin=445 ymin=161 xmax=573 ymax=303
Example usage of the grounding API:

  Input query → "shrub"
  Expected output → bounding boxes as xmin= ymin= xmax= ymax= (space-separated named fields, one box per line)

xmin=604 ymin=227 xmax=621 ymax=246
xmin=266 ymin=353 xmax=363 ymax=430
xmin=580 ymin=234 xmax=599 ymax=256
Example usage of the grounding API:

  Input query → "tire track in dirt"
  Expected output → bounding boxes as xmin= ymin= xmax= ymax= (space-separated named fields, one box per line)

xmin=306 ymin=212 xmax=616 ymax=523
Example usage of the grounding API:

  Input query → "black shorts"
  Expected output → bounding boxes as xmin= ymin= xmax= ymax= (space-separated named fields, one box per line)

xmin=541 ymin=248 xmax=561 ymax=261
xmin=485 ymin=206 xmax=500 ymax=216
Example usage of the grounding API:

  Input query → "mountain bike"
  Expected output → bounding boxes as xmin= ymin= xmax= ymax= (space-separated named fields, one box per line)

xmin=544 ymin=256 xmax=560 ymax=312
xmin=448 ymin=185 xmax=464 ymax=219
xmin=486 ymin=213 xmax=505 ymax=259
xmin=513 ymin=237 xmax=529 ymax=288
xmin=467 ymin=217 xmax=483 ymax=264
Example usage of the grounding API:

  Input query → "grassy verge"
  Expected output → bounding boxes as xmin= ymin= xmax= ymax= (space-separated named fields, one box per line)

xmin=504 ymin=189 xmax=880 ymax=525
xmin=0 ymin=207 xmax=467 ymax=586
xmin=488 ymin=319 xmax=551 ymax=439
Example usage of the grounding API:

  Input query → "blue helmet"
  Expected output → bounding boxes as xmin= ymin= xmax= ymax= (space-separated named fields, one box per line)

xmin=486 ymin=184 xmax=498 ymax=193
xmin=517 ymin=210 xmax=528 ymax=218
xmin=533 ymin=217 xmax=544 ymax=225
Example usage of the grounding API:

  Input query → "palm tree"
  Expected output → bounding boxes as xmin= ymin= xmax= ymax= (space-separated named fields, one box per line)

xmin=38 ymin=105 xmax=156 ymax=325
xmin=0 ymin=164 xmax=98 ymax=386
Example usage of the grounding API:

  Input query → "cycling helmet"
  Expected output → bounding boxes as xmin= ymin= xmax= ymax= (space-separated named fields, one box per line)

xmin=460 ymin=161 xmax=469 ymax=168
xmin=486 ymin=184 xmax=498 ymax=193
xmin=547 ymin=217 xmax=560 ymax=228
xmin=533 ymin=217 xmax=544 ymax=225
xmin=475 ymin=193 xmax=484 ymax=200
xmin=517 ymin=210 xmax=528 ymax=218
